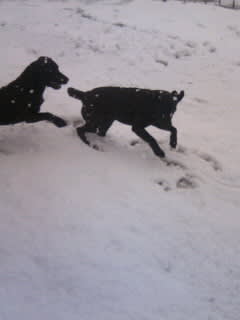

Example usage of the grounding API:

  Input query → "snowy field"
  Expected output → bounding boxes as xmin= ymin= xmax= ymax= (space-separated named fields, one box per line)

xmin=0 ymin=0 xmax=240 ymax=319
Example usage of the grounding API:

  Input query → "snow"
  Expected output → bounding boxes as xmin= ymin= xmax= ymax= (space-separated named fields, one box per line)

xmin=0 ymin=0 xmax=240 ymax=319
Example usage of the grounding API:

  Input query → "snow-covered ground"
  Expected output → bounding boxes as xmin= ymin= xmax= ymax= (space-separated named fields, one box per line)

xmin=220 ymin=0 xmax=240 ymax=9
xmin=0 ymin=0 xmax=240 ymax=319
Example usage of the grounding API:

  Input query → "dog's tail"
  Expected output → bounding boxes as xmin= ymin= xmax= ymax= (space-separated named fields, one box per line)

xmin=68 ymin=87 xmax=85 ymax=101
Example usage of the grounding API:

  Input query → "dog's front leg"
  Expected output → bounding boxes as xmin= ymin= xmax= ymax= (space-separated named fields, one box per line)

xmin=153 ymin=122 xmax=177 ymax=148
xmin=132 ymin=123 xmax=165 ymax=158
xmin=24 ymin=112 xmax=67 ymax=127
xmin=169 ymin=126 xmax=177 ymax=148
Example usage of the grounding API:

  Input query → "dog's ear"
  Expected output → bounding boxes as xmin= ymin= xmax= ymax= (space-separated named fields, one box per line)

xmin=37 ymin=56 xmax=51 ymax=65
xmin=171 ymin=90 xmax=184 ymax=102
xmin=177 ymin=90 xmax=184 ymax=102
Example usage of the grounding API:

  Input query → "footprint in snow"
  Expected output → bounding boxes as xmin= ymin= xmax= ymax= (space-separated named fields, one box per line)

xmin=130 ymin=140 xmax=187 ymax=169
xmin=174 ymin=49 xmax=192 ymax=59
xmin=155 ymin=58 xmax=168 ymax=67
xmin=196 ymin=23 xmax=205 ymax=28
xmin=72 ymin=118 xmax=84 ymax=128
xmin=194 ymin=97 xmax=208 ymax=104
xmin=202 ymin=41 xmax=217 ymax=53
xmin=178 ymin=145 xmax=222 ymax=173
xmin=92 ymin=143 xmax=104 ymax=152
xmin=156 ymin=179 xmax=171 ymax=192
xmin=185 ymin=40 xmax=197 ymax=49
xmin=113 ymin=22 xmax=126 ymax=28
xmin=197 ymin=152 xmax=222 ymax=172
xmin=176 ymin=145 xmax=187 ymax=154
xmin=162 ymin=158 xmax=186 ymax=170
xmin=129 ymin=139 xmax=141 ymax=146
xmin=227 ymin=25 xmax=240 ymax=37
xmin=176 ymin=174 xmax=198 ymax=189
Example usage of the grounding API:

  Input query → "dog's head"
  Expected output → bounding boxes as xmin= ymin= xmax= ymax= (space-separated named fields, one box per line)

xmin=28 ymin=56 xmax=69 ymax=89
xmin=170 ymin=90 xmax=184 ymax=115
xmin=159 ymin=90 xmax=184 ymax=118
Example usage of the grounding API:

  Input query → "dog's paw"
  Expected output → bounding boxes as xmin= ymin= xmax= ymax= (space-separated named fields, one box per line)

xmin=156 ymin=149 xmax=165 ymax=158
xmin=170 ymin=136 xmax=177 ymax=148
xmin=170 ymin=140 xmax=177 ymax=148
xmin=53 ymin=117 xmax=67 ymax=128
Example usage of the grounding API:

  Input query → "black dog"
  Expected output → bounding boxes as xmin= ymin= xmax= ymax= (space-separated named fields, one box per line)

xmin=0 ymin=57 xmax=68 ymax=127
xmin=68 ymin=86 xmax=184 ymax=158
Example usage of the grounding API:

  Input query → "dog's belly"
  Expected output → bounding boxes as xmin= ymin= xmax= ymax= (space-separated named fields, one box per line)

xmin=115 ymin=112 xmax=134 ymax=125
xmin=114 ymin=110 xmax=153 ymax=127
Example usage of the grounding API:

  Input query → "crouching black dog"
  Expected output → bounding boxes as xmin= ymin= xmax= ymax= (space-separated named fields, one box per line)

xmin=68 ymin=86 xmax=184 ymax=158
xmin=0 ymin=57 xmax=68 ymax=127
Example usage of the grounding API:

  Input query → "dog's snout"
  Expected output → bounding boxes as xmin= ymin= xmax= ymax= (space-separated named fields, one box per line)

xmin=60 ymin=74 xmax=69 ymax=84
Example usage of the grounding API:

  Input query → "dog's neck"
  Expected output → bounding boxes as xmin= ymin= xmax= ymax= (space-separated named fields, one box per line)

xmin=13 ymin=70 xmax=46 ymax=95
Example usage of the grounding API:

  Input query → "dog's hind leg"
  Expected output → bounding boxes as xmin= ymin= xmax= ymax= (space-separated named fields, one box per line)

xmin=76 ymin=122 xmax=98 ymax=146
xmin=132 ymin=123 xmax=165 ymax=158
xmin=97 ymin=118 xmax=114 ymax=137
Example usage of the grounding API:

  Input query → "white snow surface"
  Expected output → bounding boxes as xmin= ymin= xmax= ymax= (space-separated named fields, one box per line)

xmin=0 ymin=0 xmax=240 ymax=319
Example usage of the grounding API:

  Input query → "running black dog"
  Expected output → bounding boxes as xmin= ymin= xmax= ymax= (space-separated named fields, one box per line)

xmin=68 ymin=86 xmax=184 ymax=158
xmin=0 ymin=57 xmax=68 ymax=127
